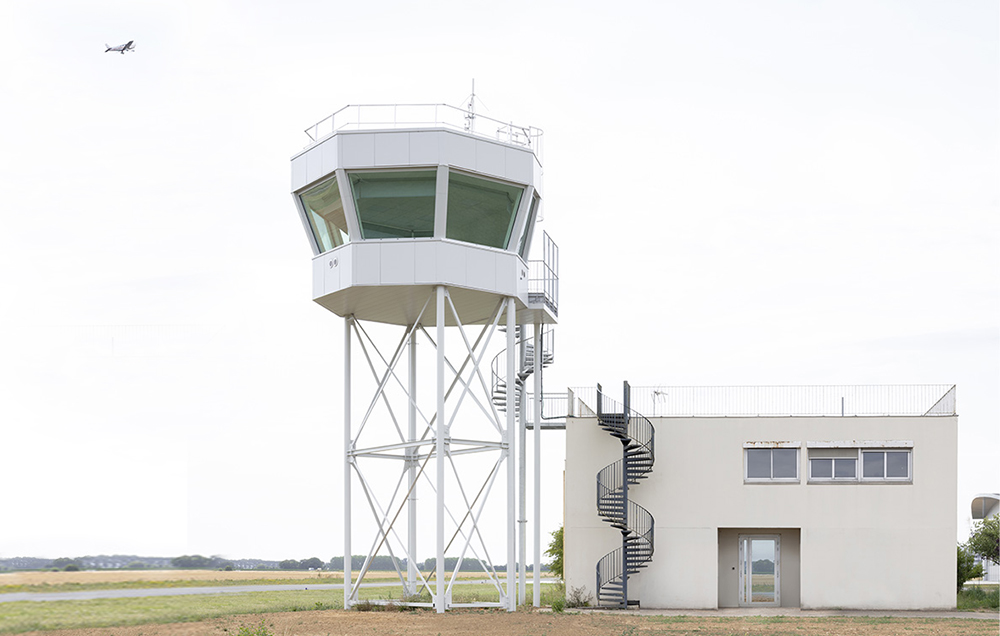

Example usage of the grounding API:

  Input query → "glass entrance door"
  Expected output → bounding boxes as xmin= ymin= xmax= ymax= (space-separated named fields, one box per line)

xmin=738 ymin=535 xmax=780 ymax=607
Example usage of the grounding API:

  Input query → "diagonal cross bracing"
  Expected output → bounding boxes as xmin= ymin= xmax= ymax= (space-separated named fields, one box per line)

xmin=344 ymin=291 xmax=519 ymax=611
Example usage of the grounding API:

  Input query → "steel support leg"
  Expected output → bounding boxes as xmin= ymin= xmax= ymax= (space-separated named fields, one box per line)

xmin=533 ymin=321 xmax=542 ymax=607
xmin=505 ymin=299 xmax=516 ymax=611
xmin=518 ymin=324 xmax=527 ymax=606
xmin=407 ymin=327 xmax=417 ymax=596
xmin=435 ymin=286 xmax=446 ymax=613
xmin=344 ymin=316 xmax=352 ymax=609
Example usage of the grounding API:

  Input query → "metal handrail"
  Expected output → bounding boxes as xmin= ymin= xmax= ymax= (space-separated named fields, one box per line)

xmin=489 ymin=327 xmax=555 ymax=414
xmin=490 ymin=327 xmax=555 ymax=408
xmin=304 ymin=103 xmax=544 ymax=155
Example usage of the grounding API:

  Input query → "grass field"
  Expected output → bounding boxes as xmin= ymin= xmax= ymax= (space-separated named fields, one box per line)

xmin=0 ymin=583 xmax=560 ymax=634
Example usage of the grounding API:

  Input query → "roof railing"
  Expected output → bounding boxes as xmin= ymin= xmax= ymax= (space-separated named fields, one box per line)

xmin=304 ymin=103 xmax=543 ymax=157
xmin=568 ymin=385 xmax=957 ymax=418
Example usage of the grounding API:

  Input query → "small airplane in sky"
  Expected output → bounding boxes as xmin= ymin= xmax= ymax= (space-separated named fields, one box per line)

xmin=105 ymin=41 xmax=135 ymax=54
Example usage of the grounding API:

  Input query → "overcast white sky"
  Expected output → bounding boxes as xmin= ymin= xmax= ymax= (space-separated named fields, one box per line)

xmin=0 ymin=0 xmax=997 ymax=564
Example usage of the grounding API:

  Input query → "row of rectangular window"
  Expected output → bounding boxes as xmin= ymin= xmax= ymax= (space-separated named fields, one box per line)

xmin=745 ymin=448 xmax=911 ymax=482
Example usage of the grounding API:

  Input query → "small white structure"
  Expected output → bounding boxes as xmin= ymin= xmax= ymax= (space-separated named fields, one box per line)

xmin=290 ymin=104 xmax=558 ymax=612
xmin=970 ymin=493 xmax=999 ymax=583
xmin=564 ymin=384 xmax=958 ymax=610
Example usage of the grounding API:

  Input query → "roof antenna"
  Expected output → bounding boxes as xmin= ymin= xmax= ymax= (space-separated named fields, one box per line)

xmin=464 ymin=79 xmax=476 ymax=133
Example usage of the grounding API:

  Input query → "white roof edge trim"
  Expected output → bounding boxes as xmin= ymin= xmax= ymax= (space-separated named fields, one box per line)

xmin=743 ymin=441 xmax=801 ymax=448
xmin=806 ymin=440 xmax=914 ymax=448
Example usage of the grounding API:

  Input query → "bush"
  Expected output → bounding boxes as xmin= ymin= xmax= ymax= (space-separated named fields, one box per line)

xmin=551 ymin=597 xmax=565 ymax=612
xmin=957 ymin=585 xmax=999 ymax=610
xmin=958 ymin=544 xmax=984 ymax=591
xmin=236 ymin=620 xmax=273 ymax=636
xmin=566 ymin=585 xmax=593 ymax=608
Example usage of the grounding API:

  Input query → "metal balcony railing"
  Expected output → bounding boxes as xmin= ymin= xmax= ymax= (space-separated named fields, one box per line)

xmin=527 ymin=232 xmax=558 ymax=316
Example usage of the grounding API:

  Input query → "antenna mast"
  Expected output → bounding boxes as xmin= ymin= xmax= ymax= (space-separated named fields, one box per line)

xmin=465 ymin=79 xmax=476 ymax=133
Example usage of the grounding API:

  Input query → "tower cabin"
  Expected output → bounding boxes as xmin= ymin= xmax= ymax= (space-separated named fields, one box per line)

xmin=290 ymin=104 xmax=557 ymax=327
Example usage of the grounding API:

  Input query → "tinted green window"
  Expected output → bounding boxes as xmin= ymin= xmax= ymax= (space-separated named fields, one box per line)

xmin=446 ymin=172 xmax=523 ymax=249
xmin=349 ymin=171 xmax=436 ymax=239
xmin=300 ymin=176 xmax=349 ymax=252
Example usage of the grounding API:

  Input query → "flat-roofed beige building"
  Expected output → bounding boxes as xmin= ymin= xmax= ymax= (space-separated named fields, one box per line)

xmin=564 ymin=384 xmax=957 ymax=610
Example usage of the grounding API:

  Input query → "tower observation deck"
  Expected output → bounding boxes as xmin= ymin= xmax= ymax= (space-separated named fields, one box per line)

xmin=290 ymin=103 xmax=558 ymax=613
xmin=291 ymin=103 xmax=557 ymax=326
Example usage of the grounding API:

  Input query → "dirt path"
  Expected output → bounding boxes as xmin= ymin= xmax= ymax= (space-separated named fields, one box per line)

xmin=14 ymin=609 xmax=998 ymax=636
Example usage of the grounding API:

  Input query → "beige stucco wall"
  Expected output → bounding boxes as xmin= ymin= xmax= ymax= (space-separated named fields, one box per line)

xmin=564 ymin=415 xmax=957 ymax=609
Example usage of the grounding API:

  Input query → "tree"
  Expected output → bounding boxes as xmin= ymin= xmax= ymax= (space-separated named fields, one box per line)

xmin=957 ymin=544 xmax=983 ymax=591
xmin=171 ymin=555 xmax=215 ymax=569
xmin=968 ymin=514 xmax=999 ymax=566
xmin=300 ymin=557 xmax=324 ymax=570
xmin=544 ymin=526 xmax=563 ymax=580
xmin=49 ymin=558 xmax=81 ymax=571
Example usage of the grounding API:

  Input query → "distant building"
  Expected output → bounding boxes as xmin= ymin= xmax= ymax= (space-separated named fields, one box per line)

xmin=970 ymin=493 xmax=999 ymax=583
xmin=564 ymin=384 xmax=957 ymax=610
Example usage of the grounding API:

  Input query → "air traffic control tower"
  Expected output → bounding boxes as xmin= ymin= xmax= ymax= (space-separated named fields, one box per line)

xmin=290 ymin=104 xmax=558 ymax=612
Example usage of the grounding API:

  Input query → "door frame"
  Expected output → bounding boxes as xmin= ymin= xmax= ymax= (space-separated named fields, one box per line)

xmin=738 ymin=534 xmax=781 ymax=607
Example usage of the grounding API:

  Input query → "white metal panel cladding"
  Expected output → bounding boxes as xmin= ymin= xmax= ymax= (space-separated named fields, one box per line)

xmin=438 ymin=240 xmax=468 ymax=287
xmin=381 ymin=240 xmax=415 ymax=285
xmin=291 ymin=154 xmax=308 ymax=191
xmin=312 ymin=254 xmax=325 ymax=299
xmin=505 ymin=148 xmax=533 ymax=190
xmin=341 ymin=132 xmax=376 ymax=168
xmin=293 ymin=129 xmax=539 ymax=195
xmin=466 ymin=246 xmax=497 ymax=291
xmin=320 ymin=135 xmax=339 ymax=177
xmin=322 ymin=250 xmax=339 ymax=293
xmin=414 ymin=240 xmax=438 ymax=284
xmin=309 ymin=241 xmax=554 ymax=326
xmin=409 ymin=131 xmax=441 ymax=165
xmin=374 ymin=131 xmax=409 ymax=167
xmin=443 ymin=131 xmax=477 ymax=170
xmin=354 ymin=242 xmax=380 ymax=285
xmin=306 ymin=143 xmax=324 ymax=184
xmin=476 ymin=138 xmax=505 ymax=176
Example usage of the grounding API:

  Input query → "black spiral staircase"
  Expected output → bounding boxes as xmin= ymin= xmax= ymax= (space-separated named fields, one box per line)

xmin=490 ymin=326 xmax=554 ymax=415
xmin=595 ymin=382 xmax=655 ymax=608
